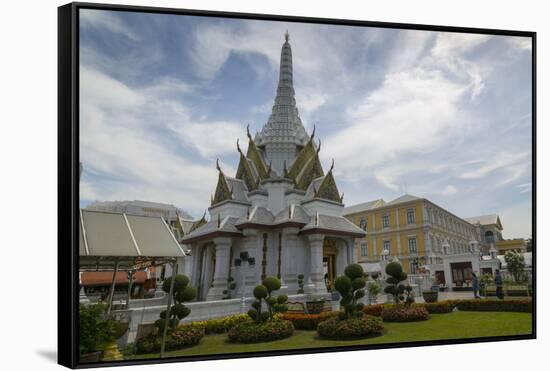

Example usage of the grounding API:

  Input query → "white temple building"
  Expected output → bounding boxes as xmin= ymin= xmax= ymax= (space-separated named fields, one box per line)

xmin=181 ymin=32 xmax=365 ymax=301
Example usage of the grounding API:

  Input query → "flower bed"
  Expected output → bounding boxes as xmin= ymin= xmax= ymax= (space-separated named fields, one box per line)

xmin=227 ymin=319 xmax=294 ymax=343
xmin=192 ymin=314 xmax=250 ymax=334
xmin=135 ymin=324 xmax=205 ymax=354
xmin=317 ymin=315 xmax=384 ymax=340
xmin=362 ymin=303 xmax=387 ymax=317
xmin=454 ymin=299 xmax=532 ymax=312
xmin=381 ymin=305 xmax=430 ymax=322
xmin=281 ymin=312 xmax=338 ymax=330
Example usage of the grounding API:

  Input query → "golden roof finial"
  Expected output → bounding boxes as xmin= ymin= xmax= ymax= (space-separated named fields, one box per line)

xmin=285 ymin=30 xmax=289 ymax=42
xmin=317 ymin=139 xmax=321 ymax=153
xmin=246 ymin=124 xmax=252 ymax=140
xmin=310 ymin=124 xmax=316 ymax=141
xmin=216 ymin=159 xmax=222 ymax=172
xmin=329 ymin=158 xmax=335 ymax=173
xmin=237 ymin=139 xmax=242 ymax=154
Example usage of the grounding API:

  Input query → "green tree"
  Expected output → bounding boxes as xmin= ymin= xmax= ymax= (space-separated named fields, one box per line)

xmin=504 ymin=250 xmax=526 ymax=283
xmin=156 ymin=274 xmax=196 ymax=331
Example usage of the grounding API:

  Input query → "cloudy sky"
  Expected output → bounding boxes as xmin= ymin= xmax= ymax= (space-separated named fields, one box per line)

xmin=79 ymin=9 xmax=533 ymax=238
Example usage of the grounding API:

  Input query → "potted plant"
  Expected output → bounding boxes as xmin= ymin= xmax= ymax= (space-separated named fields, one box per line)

xmin=422 ymin=274 xmax=439 ymax=303
xmin=306 ymin=297 xmax=326 ymax=314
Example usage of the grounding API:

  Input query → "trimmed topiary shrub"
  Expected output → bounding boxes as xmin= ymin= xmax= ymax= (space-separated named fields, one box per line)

xmin=384 ymin=261 xmax=414 ymax=306
xmin=334 ymin=263 xmax=367 ymax=320
xmin=317 ymin=316 xmax=384 ymax=340
xmin=248 ymin=276 xmax=288 ymax=323
xmin=381 ymin=305 xmax=429 ymax=322
xmin=227 ymin=319 xmax=294 ymax=343
xmin=156 ymin=274 xmax=196 ymax=331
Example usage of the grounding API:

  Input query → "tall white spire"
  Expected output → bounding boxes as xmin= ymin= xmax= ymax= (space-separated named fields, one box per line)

xmin=256 ymin=32 xmax=309 ymax=175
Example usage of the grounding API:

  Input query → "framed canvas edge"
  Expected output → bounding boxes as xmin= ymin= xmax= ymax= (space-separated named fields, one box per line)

xmin=57 ymin=2 xmax=537 ymax=369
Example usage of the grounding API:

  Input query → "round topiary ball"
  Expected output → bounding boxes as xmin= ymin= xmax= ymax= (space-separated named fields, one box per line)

xmin=352 ymin=277 xmax=366 ymax=290
xmin=344 ymin=264 xmax=365 ymax=280
xmin=277 ymin=294 xmax=288 ymax=304
xmin=176 ymin=286 xmax=197 ymax=302
xmin=262 ymin=276 xmax=281 ymax=293
xmin=400 ymin=272 xmax=408 ymax=281
xmin=162 ymin=275 xmax=190 ymax=293
xmin=385 ymin=262 xmax=403 ymax=278
xmin=266 ymin=297 xmax=277 ymax=306
xmin=334 ymin=275 xmax=352 ymax=294
xmin=253 ymin=285 xmax=268 ymax=299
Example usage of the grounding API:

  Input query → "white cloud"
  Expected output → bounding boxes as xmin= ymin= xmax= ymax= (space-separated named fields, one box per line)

xmin=80 ymin=9 xmax=139 ymax=41
xmin=323 ymin=67 xmax=468 ymax=175
xmin=439 ymin=185 xmax=458 ymax=196
xmin=457 ymin=151 xmax=529 ymax=180
xmin=79 ymin=66 xmax=243 ymax=214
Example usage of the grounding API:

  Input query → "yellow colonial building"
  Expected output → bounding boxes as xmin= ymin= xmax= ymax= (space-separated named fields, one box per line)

xmin=343 ymin=195 xmax=501 ymax=289
xmin=496 ymin=238 xmax=526 ymax=255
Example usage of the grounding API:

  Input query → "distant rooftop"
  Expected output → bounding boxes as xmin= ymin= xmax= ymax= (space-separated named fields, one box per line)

xmin=463 ymin=214 xmax=501 ymax=227
xmin=343 ymin=199 xmax=385 ymax=215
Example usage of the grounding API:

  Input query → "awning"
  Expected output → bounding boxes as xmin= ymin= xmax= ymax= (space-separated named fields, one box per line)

xmin=81 ymin=271 xmax=148 ymax=286
xmin=79 ymin=209 xmax=186 ymax=271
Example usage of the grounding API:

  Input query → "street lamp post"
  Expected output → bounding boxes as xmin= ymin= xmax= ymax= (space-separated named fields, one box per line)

xmin=234 ymin=251 xmax=255 ymax=314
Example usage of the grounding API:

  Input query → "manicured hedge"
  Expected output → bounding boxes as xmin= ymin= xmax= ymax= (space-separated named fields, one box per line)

xmin=227 ymin=319 xmax=294 ymax=343
xmin=454 ymin=299 xmax=532 ymax=313
xmin=281 ymin=312 xmax=338 ymax=330
xmin=317 ymin=316 xmax=384 ymax=340
xmin=192 ymin=314 xmax=250 ymax=334
xmin=381 ymin=305 xmax=430 ymax=322
xmin=135 ymin=324 xmax=204 ymax=354
xmin=418 ymin=301 xmax=454 ymax=314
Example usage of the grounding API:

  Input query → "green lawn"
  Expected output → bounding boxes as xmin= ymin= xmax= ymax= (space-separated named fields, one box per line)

xmin=125 ymin=311 xmax=532 ymax=360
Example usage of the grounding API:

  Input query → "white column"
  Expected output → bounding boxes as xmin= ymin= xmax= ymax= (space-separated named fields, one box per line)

xmin=308 ymin=234 xmax=327 ymax=295
xmin=206 ymin=237 xmax=232 ymax=301
xmin=282 ymin=227 xmax=299 ymax=291
xmin=241 ymin=229 xmax=259 ymax=296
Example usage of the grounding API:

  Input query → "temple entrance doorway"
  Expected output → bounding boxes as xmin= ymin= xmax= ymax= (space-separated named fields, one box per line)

xmin=323 ymin=239 xmax=338 ymax=291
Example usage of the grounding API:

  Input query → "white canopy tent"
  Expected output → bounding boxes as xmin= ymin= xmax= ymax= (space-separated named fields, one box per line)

xmin=78 ymin=209 xmax=187 ymax=357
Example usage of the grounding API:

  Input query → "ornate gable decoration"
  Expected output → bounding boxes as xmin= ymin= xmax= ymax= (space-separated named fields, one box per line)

xmin=235 ymin=139 xmax=258 ymax=190
xmin=296 ymin=152 xmax=325 ymax=190
xmin=189 ymin=211 xmax=207 ymax=233
xmin=314 ymin=160 xmax=343 ymax=203
xmin=287 ymin=127 xmax=318 ymax=181
xmin=212 ymin=160 xmax=233 ymax=205
xmin=245 ymin=126 xmax=269 ymax=179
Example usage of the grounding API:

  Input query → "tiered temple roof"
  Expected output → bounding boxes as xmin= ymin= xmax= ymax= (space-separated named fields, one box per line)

xmin=181 ymin=32 xmax=363 ymax=244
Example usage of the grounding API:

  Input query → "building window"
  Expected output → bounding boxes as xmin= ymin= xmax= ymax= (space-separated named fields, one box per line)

xmin=359 ymin=217 xmax=367 ymax=231
xmin=409 ymin=261 xmax=418 ymax=274
xmin=406 ymin=208 xmax=415 ymax=224
xmin=360 ymin=242 xmax=368 ymax=257
xmin=382 ymin=214 xmax=390 ymax=228
xmin=408 ymin=237 xmax=417 ymax=253
xmin=485 ymin=231 xmax=495 ymax=243
xmin=383 ymin=240 xmax=391 ymax=255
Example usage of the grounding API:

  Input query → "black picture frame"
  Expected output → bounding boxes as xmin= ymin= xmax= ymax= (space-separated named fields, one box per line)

xmin=58 ymin=2 xmax=537 ymax=368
